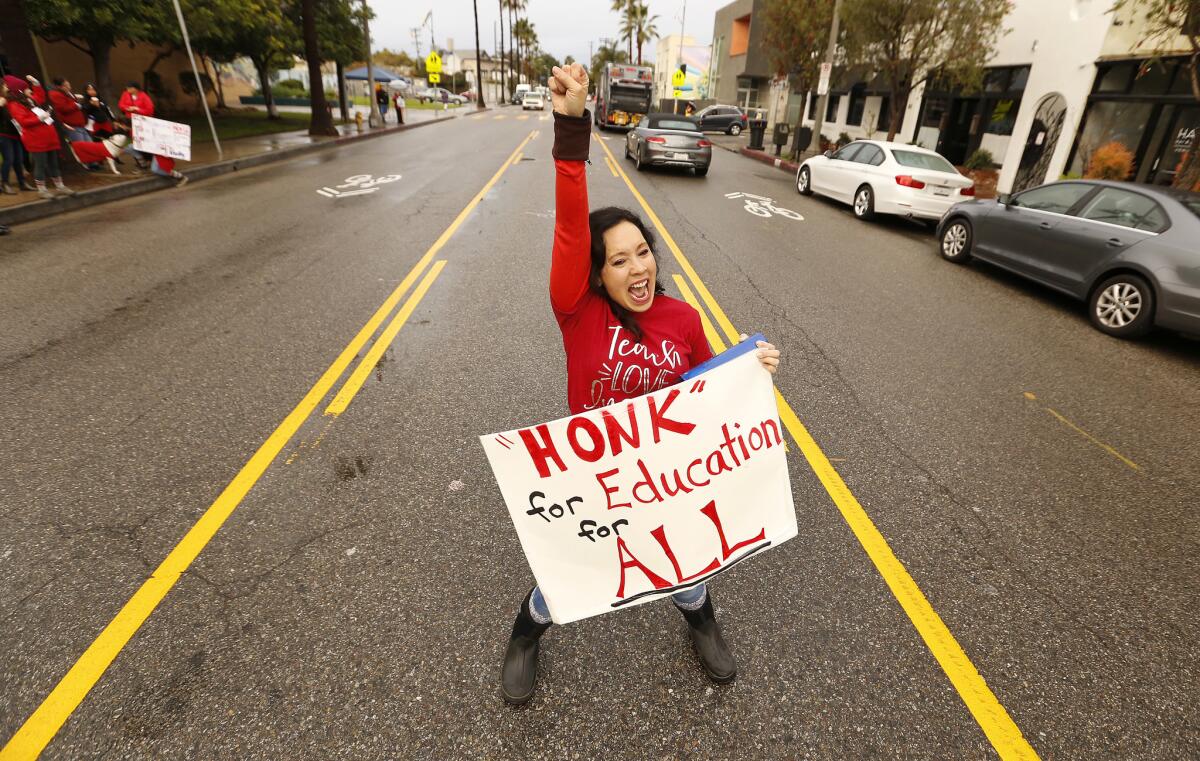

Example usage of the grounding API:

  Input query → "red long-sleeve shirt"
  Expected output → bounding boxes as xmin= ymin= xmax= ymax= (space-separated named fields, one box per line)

xmin=48 ymin=89 xmax=86 ymax=128
xmin=550 ymin=113 xmax=712 ymax=414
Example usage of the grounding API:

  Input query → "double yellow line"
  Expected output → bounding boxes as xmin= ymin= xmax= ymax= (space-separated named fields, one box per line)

xmin=593 ymin=136 xmax=1039 ymax=761
xmin=0 ymin=130 xmax=539 ymax=761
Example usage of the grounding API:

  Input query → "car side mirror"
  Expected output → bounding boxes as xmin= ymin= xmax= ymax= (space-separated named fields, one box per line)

xmin=823 ymin=150 xmax=834 ymax=159
xmin=998 ymin=192 xmax=1013 ymax=207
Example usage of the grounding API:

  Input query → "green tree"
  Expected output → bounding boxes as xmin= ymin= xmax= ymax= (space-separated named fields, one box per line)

xmin=589 ymin=42 xmax=628 ymax=86
xmin=214 ymin=0 xmax=296 ymax=119
xmin=839 ymin=0 xmax=1011 ymax=140
xmin=626 ymin=2 xmax=659 ymax=66
xmin=374 ymin=48 xmax=415 ymax=71
xmin=1113 ymin=0 xmax=1199 ymax=190
xmin=762 ymin=0 xmax=834 ymax=156
xmin=26 ymin=0 xmax=172 ymax=103
xmin=300 ymin=0 xmax=337 ymax=134
xmin=319 ymin=0 xmax=367 ymax=122
xmin=611 ymin=0 xmax=633 ymax=60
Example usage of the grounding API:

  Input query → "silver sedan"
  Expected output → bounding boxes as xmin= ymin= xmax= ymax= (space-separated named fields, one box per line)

xmin=624 ymin=113 xmax=712 ymax=177
xmin=937 ymin=180 xmax=1200 ymax=339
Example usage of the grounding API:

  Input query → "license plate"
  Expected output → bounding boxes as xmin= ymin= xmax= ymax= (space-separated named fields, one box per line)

xmin=932 ymin=187 xmax=951 ymax=196
xmin=672 ymin=152 xmax=690 ymax=160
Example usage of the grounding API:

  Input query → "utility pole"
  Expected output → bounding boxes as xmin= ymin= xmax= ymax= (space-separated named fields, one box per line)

xmin=412 ymin=28 xmax=422 ymax=61
xmin=473 ymin=0 xmax=486 ymax=108
xmin=362 ymin=0 xmax=382 ymax=127
xmin=809 ymin=0 xmax=842 ymax=154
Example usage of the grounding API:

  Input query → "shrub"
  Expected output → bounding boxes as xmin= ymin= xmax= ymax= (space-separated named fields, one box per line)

xmin=964 ymin=148 xmax=995 ymax=171
xmin=837 ymin=131 xmax=852 ymax=147
xmin=1084 ymin=141 xmax=1134 ymax=180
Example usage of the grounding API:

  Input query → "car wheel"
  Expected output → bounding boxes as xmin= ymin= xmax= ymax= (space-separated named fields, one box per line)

xmin=1089 ymin=273 xmax=1155 ymax=338
xmin=635 ymin=147 xmax=646 ymax=171
xmin=729 ymin=124 xmax=742 ymax=136
xmin=853 ymin=185 xmax=875 ymax=220
xmin=695 ymin=165 xmax=709 ymax=177
xmin=939 ymin=218 xmax=973 ymax=263
xmin=796 ymin=166 xmax=812 ymax=196
xmin=624 ymin=141 xmax=631 ymax=160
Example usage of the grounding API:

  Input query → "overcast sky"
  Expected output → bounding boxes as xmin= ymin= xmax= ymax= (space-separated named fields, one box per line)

xmin=370 ymin=0 xmax=730 ymax=65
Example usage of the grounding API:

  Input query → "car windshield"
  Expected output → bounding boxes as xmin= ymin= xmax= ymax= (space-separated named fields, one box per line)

xmin=891 ymin=149 xmax=957 ymax=174
xmin=649 ymin=118 xmax=697 ymax=131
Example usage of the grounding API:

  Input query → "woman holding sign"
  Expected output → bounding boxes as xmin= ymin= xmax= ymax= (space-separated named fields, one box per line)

xmin=500 ymin=62 xmax=781 ymax=705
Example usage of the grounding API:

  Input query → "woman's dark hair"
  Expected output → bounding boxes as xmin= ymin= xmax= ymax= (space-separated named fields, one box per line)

xmin=588 ymin=206 xmax=665 ymax=342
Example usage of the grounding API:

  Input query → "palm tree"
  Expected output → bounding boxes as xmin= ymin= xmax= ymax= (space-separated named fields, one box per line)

xmin=506 ymin=0 xmax=527 ymax=85
xmin=498 ymin=0 xmax=507 ymax=99
xmin=513 ymin=18 xmax=537 ymax=82
xmin=629 ymin=2 xmax=659 ymax=66
xmin=473 ymin=0 xmax=485 ymax=107
xmin=610 ymin=0 xmax=634 ymax=61
xmin=589 ymin=42 xmax=628 ymax=85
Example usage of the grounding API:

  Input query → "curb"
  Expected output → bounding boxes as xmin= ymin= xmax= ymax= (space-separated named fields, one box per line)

xmin=738 ymin=147 xmax=800 ymax=174
xmin=0 ymin=113 xmax=466 ymax=227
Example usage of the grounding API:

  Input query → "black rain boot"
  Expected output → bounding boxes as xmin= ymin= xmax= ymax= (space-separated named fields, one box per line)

xmin=676 ymin=591 xmax=737 ymax=684
xmin=500 ymin=590 xmax=551 ymax=705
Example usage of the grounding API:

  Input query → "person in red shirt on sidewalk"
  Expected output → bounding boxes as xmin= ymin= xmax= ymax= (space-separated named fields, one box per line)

xmin=499 ymin=63 xmax=781 ymax=706
xmin=48 ymin=78 xmax=90 ymax=143
xmin=118 ymin=81 xmax=155 ymax=168
xmin=3 ymin=75 xmax=74 ymax=200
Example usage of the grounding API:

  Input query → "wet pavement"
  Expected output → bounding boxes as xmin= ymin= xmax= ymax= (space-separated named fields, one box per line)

xmin=1 ymin=109 xmax=1198 ymax=760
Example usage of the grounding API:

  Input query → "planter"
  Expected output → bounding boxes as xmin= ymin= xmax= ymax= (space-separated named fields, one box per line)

xmin=961 ymin=167 xmax=999 ymax=199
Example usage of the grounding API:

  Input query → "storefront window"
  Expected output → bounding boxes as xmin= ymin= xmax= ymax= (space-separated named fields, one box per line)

xmin=846 ymin=91 xmax=865 ymax=126
xmin=1131 ymin=61 xmax=1172 ymax=95
xmin=1009 ymin=66 xmax=1030 ymax=91
xmin=922 ymin=96 xmax=949 ymax=128
xmin=1069 ymin=100 xmax=1154 ymax=176
xmin=1095 ymin=62 xmax=1135 ymax=93
xmin=876 ymin=95 xmax=891 ymax=131
xmin=808 ymin=92 xmax=817 ymax=119
xmin=1169 ymin=63 xmax=1195 ymax=95
xmin=986 ymin=98 xmax=1021 ymax=135
xmin=984 ymin=69 xmax=1009 ymax=93
xmin=825 ymin=93 xmax=841 ymax=122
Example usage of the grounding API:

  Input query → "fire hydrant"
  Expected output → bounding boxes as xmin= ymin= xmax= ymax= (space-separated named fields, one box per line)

xmin=355 ymin=110 xmax=364 ymax=132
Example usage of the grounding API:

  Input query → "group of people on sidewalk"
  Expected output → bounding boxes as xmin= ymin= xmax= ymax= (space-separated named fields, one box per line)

xmin=0 ymin=75 xmax=186 ymax=205
xmin=374 ymin=83 xmax=407 ymax=123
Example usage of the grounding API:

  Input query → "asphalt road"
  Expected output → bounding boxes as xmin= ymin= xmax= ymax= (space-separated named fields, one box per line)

xmin=1 ymin=107 xmax=1197 ymax=760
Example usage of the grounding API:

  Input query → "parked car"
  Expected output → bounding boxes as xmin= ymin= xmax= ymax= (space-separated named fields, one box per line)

xmin=624 ymin=113 xmax=712 ymax=176
xmin=417 ymin=87 xmax=465 ymax=104
xmin=694 ymin=105 xmax=748 ymax=136
xmin=522 ymin=91 xmax=545 ymax=110
xmin=937 ymin=180 xmax=1200 ymax=338
xmin=796 ymin=140 xmax=974 ymax=223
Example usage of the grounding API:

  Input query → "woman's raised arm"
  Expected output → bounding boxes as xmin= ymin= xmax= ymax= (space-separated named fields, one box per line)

xmin=548 ymin=64 xmax=593 ymax=315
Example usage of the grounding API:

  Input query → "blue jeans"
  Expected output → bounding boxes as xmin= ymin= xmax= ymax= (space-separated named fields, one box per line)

xmin=64 ymin=126 xmax=91 ymax=143
xmin=529 ymin=582 xmax=707 ymax=624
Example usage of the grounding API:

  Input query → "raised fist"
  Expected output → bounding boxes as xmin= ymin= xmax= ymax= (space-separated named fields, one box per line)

xmin=549 ymin=63 xmax=588 ymax=118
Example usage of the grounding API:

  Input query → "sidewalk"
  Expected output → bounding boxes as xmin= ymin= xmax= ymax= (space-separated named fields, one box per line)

xmin=0 ymin=107 xmax=463 ymax=226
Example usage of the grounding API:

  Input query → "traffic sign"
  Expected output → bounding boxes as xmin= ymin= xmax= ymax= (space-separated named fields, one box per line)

xmin=817 ymin=62 xmax=832 ymax=96
xmin=426 ymin=51 xmax=442 ymax=74
xmin=428 ymin=72 xmax=440 ymax=84
xmin=672 ymin=67 xmax=686 ymax=88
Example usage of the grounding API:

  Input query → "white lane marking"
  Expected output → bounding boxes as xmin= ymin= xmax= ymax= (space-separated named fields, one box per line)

xmin=724 ymin=191 xmax=803 ymax=220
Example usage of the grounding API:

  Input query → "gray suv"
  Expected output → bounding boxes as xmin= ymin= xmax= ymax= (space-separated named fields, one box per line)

xmin=694 ymin=105 xmax=748 ymax=136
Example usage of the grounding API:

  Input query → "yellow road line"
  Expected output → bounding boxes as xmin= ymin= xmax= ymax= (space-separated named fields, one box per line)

xmin=493 ymin=114 xmax=507 ymax=120
xmin=0 ymin=131 xmax=537 ymax=761
xmin=1046 ymin=408 xmax=1140 ymax=471
xmin=603 ymin=155 xmax=619 ymax=178
xmin=516 ymin=114 xmax=530 ymax=121
xmin=539 ymin=114 xmax=550 ymax=121
xmin=598 ymin=136 xmax=1038 ymax=761
xmin=325 ymin=261 xmax=447 ymax=416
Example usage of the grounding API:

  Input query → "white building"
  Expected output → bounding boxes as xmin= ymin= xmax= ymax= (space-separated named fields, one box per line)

xmin=795 ymin=0 xmax=1196 ymax=192
xmin=654 ymin=35 xmax=699 ymax=103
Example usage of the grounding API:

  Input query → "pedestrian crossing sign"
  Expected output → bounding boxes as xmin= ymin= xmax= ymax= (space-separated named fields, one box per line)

xmin=426 ymin=51 xmax=442 ymax=74
xmin=428 ymin=72 xmax=441 ymax=84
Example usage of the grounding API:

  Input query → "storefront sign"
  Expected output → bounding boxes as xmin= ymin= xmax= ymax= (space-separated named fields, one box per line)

xmin=817 ymin=62 xmax=832 ymax=96
xmin=480 ymin=345 xmax=797 ymax=624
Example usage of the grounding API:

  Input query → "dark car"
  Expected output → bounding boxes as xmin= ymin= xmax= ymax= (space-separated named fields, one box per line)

xmin=694 ymin=105 xmax=748 ymax=136
xmin=624 ymin=114 xmax=712 ymax=176
xmin=937 ymin=180 xmax=1200 ymax=338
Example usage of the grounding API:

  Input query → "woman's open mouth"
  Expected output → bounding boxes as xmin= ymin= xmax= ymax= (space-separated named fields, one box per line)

xmin=629 ymin=279 xmax=651 ymax=305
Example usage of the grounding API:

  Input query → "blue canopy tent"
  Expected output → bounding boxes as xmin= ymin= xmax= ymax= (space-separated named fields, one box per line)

xmin=343 ymin=66 xmax=406 ymax=83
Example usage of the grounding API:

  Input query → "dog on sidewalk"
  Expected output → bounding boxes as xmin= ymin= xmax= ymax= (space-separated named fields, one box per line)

xmin=66 ymin=134 xmax=129 ymax=175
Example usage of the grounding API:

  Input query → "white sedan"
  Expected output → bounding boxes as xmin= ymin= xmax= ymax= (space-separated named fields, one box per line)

xmin=795 ymin=140 xmax=975 ymax=222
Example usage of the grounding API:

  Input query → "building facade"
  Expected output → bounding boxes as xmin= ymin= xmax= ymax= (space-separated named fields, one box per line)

xmin=787 ymin=0 xmax=1197 ymax=193
xmin=709 ymin=0 xmax=772 ymax=110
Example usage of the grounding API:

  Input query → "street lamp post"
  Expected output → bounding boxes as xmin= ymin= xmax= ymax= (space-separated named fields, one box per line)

xmin=361 ymin=0 xmax=383 ymax=128
xmin=809 ymin=0 xmax=842 ymax=154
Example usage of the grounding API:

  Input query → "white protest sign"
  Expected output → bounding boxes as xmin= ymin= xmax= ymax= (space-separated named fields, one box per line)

xmin=132 ymin=114 xmax=192 ymax=161
xmin=481 ymin=346 xmax=796 ymax=624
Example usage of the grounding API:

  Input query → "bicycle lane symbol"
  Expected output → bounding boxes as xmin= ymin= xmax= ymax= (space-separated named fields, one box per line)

xmin=316 ymin=173 xmax=402 ymax=198
xmin=724 ymin=192 xmax=804 ymax=220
